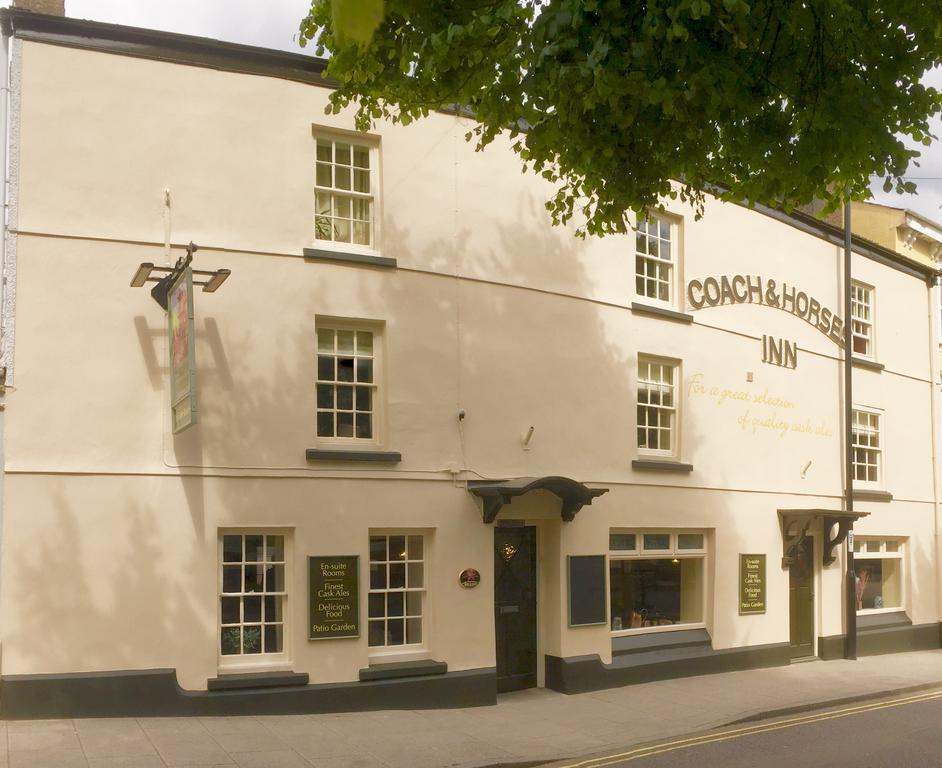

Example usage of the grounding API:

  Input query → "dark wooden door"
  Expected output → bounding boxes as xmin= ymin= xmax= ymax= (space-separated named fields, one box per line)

xmin=494 ymin=526 xmax=537 ymax=692
xmin=789 ymin=536 xmax=814 ymax=658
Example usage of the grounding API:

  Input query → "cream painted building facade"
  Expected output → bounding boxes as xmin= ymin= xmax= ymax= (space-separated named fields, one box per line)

xmin=0 ymin=8 xmax=940 ymax=717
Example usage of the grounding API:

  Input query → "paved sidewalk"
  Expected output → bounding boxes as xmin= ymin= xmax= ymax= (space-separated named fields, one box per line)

xmin=3 ymin=650 xmax=942 ymax=768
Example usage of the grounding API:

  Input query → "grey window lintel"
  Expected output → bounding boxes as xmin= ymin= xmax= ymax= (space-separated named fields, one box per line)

xmin=852 ymin=357 xmax=884 ymax=372
xmin=306 ymin=449 xmax=402 ymax=463
xmin=303 ymin=247 xmax=397 ymax=269
xmin=632 ymin=459 xmax=694 ymax=473
xmin=630 ymin=302 xmax=694 ymax=324
xmin=852 ymin=489 xmax=893 ymax=502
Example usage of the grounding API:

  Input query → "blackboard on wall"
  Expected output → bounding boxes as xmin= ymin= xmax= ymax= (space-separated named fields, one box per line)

xmin=567 ymin=555 xmax=607 ymax=626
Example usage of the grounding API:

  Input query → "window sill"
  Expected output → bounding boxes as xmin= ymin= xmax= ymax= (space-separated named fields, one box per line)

xmin=207 ymin=670 xmax=309 ymax=692
xmin=303 ymin=247 xmax=397 ymax=269
xmin=630 ymin=302 xmax=694 ymax=324
xmin=306 ymin=448 xmax=402 ymax=463
xmin=632 ymin=459 xmax=693 ymax=473
xmin=852 ymin=357 xmax=884 ymax=372
xmin=611 ymin=622 xmax=706 ymax=637
xmin=358 ymin=659 xmax=447 ymax=682
xmin=853 ymin=489 xmax=893 ymax=502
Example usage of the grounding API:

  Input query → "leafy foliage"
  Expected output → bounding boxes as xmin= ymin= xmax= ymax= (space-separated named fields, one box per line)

xmin=300 ymin=1 xmax=942 ymax=235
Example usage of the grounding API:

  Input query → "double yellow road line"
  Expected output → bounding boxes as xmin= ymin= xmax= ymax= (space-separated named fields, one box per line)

xmin=553 ymin=687 xmax=942 ymax=768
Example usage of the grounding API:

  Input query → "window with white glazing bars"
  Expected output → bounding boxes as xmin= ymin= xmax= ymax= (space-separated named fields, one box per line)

xmin=637 ymin=358 xmax=677 ymax=453
xmin=315 ymin=138 xmax=373 ymax=247
xmin=852 ymin=409 xmax=881 ymax=483
xmin=635 ymin=216 xmax=673 ymax=303
xmin=851 ymin=283 xmax=873 ymax=357
xmin=316 ymin=327 xmax=375 ymax=440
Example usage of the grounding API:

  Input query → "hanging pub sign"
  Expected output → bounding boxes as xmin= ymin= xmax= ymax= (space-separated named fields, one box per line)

xmin=739 ymin=553 xmax=767 ymax=615
xmin=168 ymin=267 xmax=198 ymax=433
xmin=309 ymin=556 xmax=359 ymax=640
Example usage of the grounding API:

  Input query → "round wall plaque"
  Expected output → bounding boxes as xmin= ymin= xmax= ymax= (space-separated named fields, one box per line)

xmin=459 ymin=568 xmax=481 ymax=588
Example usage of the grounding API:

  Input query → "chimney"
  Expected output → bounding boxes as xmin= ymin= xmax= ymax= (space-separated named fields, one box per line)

xmin=12 ymin=0 xmax=65 ymax=16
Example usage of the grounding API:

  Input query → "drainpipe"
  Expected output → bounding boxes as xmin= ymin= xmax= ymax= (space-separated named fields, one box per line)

xmin=928 ymin=271 xmax=942 ymax=627
xmin=843 ymin=201 xmax=857 ymax=660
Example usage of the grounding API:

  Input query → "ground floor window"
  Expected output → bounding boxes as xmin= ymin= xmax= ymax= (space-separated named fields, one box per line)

xmin=219 ymin=533 xmax=287 ymax=658
xmin=368 ymin=533 xmax=425 ymax=649
xmin=853 ymin=538 xmax=903 ymax=611
xmin=609 ymin=530 xmax=706 ymax=631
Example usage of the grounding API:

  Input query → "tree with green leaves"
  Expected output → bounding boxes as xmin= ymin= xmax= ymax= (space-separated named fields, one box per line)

xmin=300 ymin=1 xmax=942 ymax=236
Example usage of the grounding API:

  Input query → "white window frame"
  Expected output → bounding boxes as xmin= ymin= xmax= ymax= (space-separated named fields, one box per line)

xmin=217 ymin=529 xmax=292 ymax=673
xmin=608 ymin=530 xmax=708 ymax=637
xmin=853 ymin=537 xmax=905 ymax=615
xmin=851 ymin=406 xmax=883 ymax=489
xmin=850 ymin=281 xmax=875 ymax=359
xmin=637 ymin=355 xmax=681 ymax=458
xmin=312 ymin=128 xmax=382 ymax=256
xmin=315 ymin=318 xmax=384 ymax=448
xmin=633 ymin=213 xmax=679 ymax=308
xmin=367 ymin=529 xmax=431 ymax=663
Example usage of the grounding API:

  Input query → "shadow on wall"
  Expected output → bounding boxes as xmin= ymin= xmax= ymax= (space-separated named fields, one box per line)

xmin=9 ymin=489 xmax=209 ymax=676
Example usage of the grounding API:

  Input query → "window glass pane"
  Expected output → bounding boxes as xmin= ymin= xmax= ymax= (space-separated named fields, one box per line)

xmin=885 ymin=541 xmax=899 ymax=553
xmin=221 ymin=596 xmax=240 ymax=624
xmin=221 ymin=627 xmax=241 ymax=655
xmin=335 ymin=143 xmax=351 ymax=165
xmin=244 ymin=596 xmax=262 ymax=623
xmin=245 ymin=535 xmax=264 ymax=562
xmin=370 ymin=536 xmax=387 ymax=562
xmin=387 ymin=591 xmax=404 ymax=617
xmin=406 ymin=591 xmax=422 ymax=616
xmin=316 ymin=141 xmax=332 ymax=162
xmin=355 ymin=414 xmax=372 ymax=439
xmin=338 ymin=358 xmax=355 ymax=382
xmin=610 ymin=534 xmax=636 ymax=551
xmin=335 ymin=166 xmax=351 ymax=190
xmin=387 ymin=618 xmax=404 ymax=645
xmin=389 ymin=563 xmax=406 ymax=589
xmin=265 ymin=564 xmax=285 ymax=592
xmin=264 ymin=595 xmax=283 ymax=622
xmin=609 ymin=558 xmax=703 ymax=630
xmin=245 ymin=565 xmax=264 ymax=592
xmin=368 ymin=620 xmax=385 ymax=647
xmin=643 ymin=534 xmax=670 ymax=551
xmin=353 ymin=146 xmax=370 ymax=168
xmin=317 ymin=384 xmax=334 ymax=408
xmin=856 ymin=559 xmax=902 ymax=610
xmin=354 ymin=169 xmax=370 ymax=193
xmin=407 ymin=536 xmax=423 ymax=559
xmin=333 ymin=218 xmax=351 ymax=242
xmin=368 ymin=593 xmax=384 ymax=618
xmin=677 ymin=534 xmax=704 ymax=550
xmin=316 ymin=412 xmax=334 ymax=437
xmin=222 ymin=565 xmax=241 ymax=593
xmin=866 ymin=541 xmax=880 ymax=553
xmin=369 ymin=563 xmax=386 ymax=590
xmin=357 ymin=331 xmax=373 ymax=354
xmin=356 ymin=359 xmax=373 ymax=383
xmin=264 ymin=624 xmax=283 ymax=653
xmin=355 ymin=386 xmax=371 ymax=411
xmin=406 ymin=618 xmax=422 ymax=644
xmin=337 ymin=385 xmax=354 ymax=410
xmin=337 ymin=330 xmax=355 ymax=354
xmin=353 ymin=221 xmax=370 ymax=246
xmin=316 ymin=162 xmax=332 ymax=187
xmin=390 ymin=536 xmax=406 ymax=559
xmin=223 ymin=535 xmax=242 ymax=563
xmin=317 ymin=355 xmax=335 ymax=381
xmin=407 ymin=562 xmax=424 ymax=588
xmin=337 ymin=412 xmax=354 ymax=437
xmin=242 ymin=626 xmax=262 ymax=654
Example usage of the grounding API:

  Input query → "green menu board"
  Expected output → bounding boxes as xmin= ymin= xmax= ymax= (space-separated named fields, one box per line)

xmin=309 ymin=556 xmax=359 ymax=639
xmin=739 ymin=553 xmax=766 ymax=615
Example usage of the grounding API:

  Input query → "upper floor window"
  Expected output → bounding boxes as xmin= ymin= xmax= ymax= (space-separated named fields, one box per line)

xmin=314 ymin=136 xmax=375 ymax=249
xmin=852 ymin=408 xmax=882 ymax=485
xmin=316 ymin=325 xmax=378 ymax=440
xmin=851 ymin=282 xmax=874 ymax=358
xmin=635 ymin=215 xmax=674 ymax=305
xmin=637 ymin=356 xmax=678 ymax=455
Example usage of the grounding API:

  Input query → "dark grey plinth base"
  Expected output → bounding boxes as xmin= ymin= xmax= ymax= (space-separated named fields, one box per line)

xmin=818 ymin=617 xmax=941 ymax=661
xmin=0 ymin=666 xmax=496 ymax=720
xmin=545 ymin=639 xmax=790 ymax=694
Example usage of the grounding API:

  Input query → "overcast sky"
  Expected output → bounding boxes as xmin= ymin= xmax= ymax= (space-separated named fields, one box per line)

xmin=19 ymin=1 xmax=942 ymax=223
